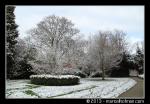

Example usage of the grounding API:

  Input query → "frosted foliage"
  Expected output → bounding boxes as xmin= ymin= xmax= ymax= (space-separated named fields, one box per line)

xmin=87 ymin=30 xmax=126 ymax=73
xmin=27 ymin=15 xmax=80 ymax=73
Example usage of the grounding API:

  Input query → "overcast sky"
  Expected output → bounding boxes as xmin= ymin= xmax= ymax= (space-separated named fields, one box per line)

xmin=14 ymin=6 xmax=144 ymax=47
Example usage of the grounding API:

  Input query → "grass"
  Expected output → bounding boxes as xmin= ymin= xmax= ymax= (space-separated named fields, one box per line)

xmin=48 ymin=85 xmax=97 ymax=98
xmin=6 ymin=84 xmax=41 ymax=98
xmin=6 ymin=84 xmax=41 ymax=91
xmin=25 ymin=84 xmax=41 ymax=89
xmin=84 ymin=78 xmax=117 ymax=81
xmin=6 ymin=90 xmax=15 ymax=97
xmin=24 ymin=90 xmax=41 ymax=98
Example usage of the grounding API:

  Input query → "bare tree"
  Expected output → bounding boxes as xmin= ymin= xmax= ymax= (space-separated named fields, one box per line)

xmin=135 ymin=41 xmax=144 ymax=54
xmin=60 ymin=35 xmax=88 ymax=69
xmin=88 ymin=30 xmax=126 ymax=80
xmin=27 ymin=15 xmax=79 ymax=73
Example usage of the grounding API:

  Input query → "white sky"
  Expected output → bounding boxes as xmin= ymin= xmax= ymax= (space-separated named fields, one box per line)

xmin=14 ymin=6 xmax=144 ymax=49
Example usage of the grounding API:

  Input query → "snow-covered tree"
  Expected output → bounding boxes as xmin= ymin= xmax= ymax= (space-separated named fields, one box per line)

xmin=67 ymin=36 xmax=88 ymax=69
xmin=6 ymin=6 xmax=19 ymax=79
xmin=27 ymin=15 xmax=79 ymax=73
xmin=13 ymin=38 xmax=37 ymax=78
xmin=87 ymin=30 xmax=127 ymax=80
xmin=134 ymin=42 xmax=144 ymax=74
xmin=15 ymin=38 xmax=37 ymax=62
xmin=110 ymin=51 xmax=134 ymax=77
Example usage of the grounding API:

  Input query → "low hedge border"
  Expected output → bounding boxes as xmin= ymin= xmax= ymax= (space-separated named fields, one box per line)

xmin=30 ymin=75 xmax=80 ymax=86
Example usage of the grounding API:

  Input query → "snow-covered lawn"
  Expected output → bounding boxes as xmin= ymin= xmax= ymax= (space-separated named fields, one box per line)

xmin=6 ymin=78 xmax=136 ymax=98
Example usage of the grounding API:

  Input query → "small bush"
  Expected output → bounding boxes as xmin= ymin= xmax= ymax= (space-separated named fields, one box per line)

xmin=110 ymin=68 xmax=129 ymax=77
xmin=74 ymin=71 xmax=87 ymax=78
xmin=57 ymin=68 xmax=87 ymax=78
xmin=90 ymin=72 xmax=102 ymax=78
xmin=30 ymin=75 xmax=80 ymax=86
xmin=138 ymin=74 xmax=144 ymax=79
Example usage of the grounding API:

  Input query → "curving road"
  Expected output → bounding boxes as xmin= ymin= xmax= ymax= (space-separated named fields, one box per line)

xmin=118 ymin=77 xmax=144 ymax=98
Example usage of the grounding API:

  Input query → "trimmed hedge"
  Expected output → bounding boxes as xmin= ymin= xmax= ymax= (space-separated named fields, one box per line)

xmin=30 ymin=75 xmax=80 ymax=86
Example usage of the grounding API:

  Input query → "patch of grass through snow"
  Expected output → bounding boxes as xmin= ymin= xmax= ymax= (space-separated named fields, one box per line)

xmin=6 ymin=84 xmax=41 ymax=91
xmin=25 ymin=84 xmax=41 ymax=89
xmin=6 ymin=91 xmax=14 ymax=97
xmin=24 ymin=90 xmax=41 ymax=98
xmin=48 ymin=85 xmax=97 ymax=98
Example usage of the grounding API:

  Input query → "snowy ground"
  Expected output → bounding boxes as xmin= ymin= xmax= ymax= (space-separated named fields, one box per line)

xmin=6 ymin=78 xmax=136 ymax=98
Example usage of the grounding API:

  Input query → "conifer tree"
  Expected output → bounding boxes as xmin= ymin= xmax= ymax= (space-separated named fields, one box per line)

xmin=134 ymin=46 xmax=144 ymax=74
xmin=6 ymin=6 xmax=19 ymax=79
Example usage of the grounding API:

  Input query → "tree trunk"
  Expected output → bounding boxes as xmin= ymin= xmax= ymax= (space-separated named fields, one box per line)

xmin=102 ymin=63 xmax=105 ymax=80
xmin=101 ymin=54 xmax=105 ymax=80
xmin=102 ymin=68 xmax=105 ymax=80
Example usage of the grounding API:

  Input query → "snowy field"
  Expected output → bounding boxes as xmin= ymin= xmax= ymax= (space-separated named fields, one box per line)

xmin=6 ymin=78 xmax=136 ymax=98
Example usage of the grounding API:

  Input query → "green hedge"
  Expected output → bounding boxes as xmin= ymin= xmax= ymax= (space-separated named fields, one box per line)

xmin=30 ymin=75 xmax=80 ymax=86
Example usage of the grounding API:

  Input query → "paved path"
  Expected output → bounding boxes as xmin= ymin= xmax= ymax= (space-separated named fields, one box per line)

xmin=118 ymin=77 xmax=144 ymax=98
